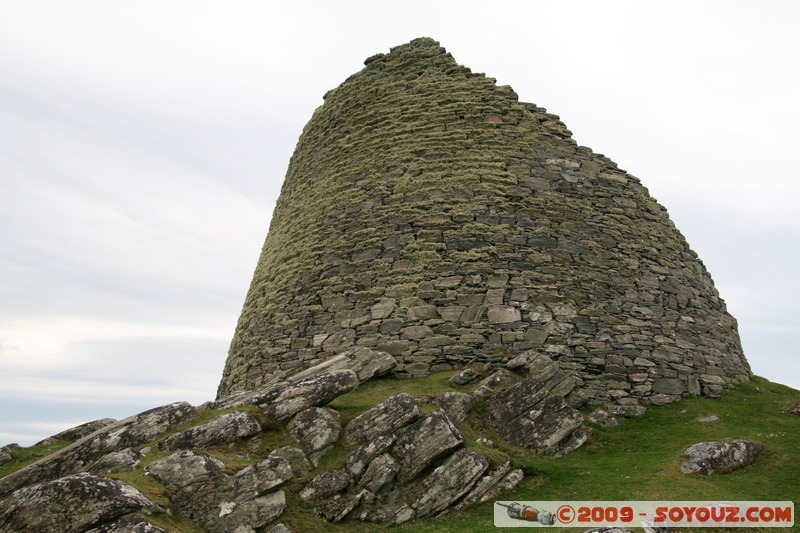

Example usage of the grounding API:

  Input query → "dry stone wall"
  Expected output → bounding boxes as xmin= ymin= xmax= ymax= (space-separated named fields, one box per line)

xmin=218 ymin=38 xmax=751 ymax=404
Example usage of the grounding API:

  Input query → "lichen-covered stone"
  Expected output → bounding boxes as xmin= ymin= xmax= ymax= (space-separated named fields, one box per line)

xmin=85 ymin=514 xmax=168 ymax=533
xmin=412 ymin=449 xmax=488 ymax=518
xmin=0 ymin=402 xmax=195 ymax=497
xmin=0 ymin=473 xmax=159 ymax=533
xmin=217 ymin=370 xmax=358 ymax=421
xmin=433 ymin=391 xmax=475 ymax=424
xmin=344 ymin=393 xmax=420 ymax=446
xmin=145 ymin=450 xmax=290 ymax=532
xmin=287 ymin=407 xmax=340 ymax=464
xmin=299 ymin=469 xmax=351 ymax=502
xmin=36 ymin=418 xmax=117 ymax=445
xmin=390 ymin=412 xmax=463 ymax=482
xmin=680 ymin=439 xmax=762 ymax=475
xmin=217 ymin=37 xmax=750 ymax=405
xmin=88 ymin=448 xmax=142 ymax=474
xmin=158 ymin=411 xmax=261 ymax=451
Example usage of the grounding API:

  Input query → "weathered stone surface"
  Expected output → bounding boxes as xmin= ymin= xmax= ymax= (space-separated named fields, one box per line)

xmin=0 ymin=473 xmax=159 ymax=533
xmin=88 ymin=448 xmax=142 ymax=474
xmin=487 ymin=374 xmax=589 ymax=455
xmin=477 ymin=369 xmax=519 ymax=390
xmin=299 ymin=469 xmax=351 ymax=502
xmin=266 ymin=524 xmax=292 ymax=533
xmin=607 ymin=404 xmax=647 ymax=418
xmin=412 ymin=449 xmax=489 ymax=518
xmin=158 ymin=411 xmax=261 ymax=451
xmin=288 ymin=347 xmax=397 ymax=384
xmin=357 ymin=453 xmax=399 ymax=493
xmin=233 ymin=455 xmax=294 ymax=499
xmin=358 ymin=503 xmax=415 ymax=527
xmin=456 ymin=462 xmax=524 ymax=510
xmin=37 ymin=418 xmax=117 ymax=445
xmin=345 ymin=393 xmax=420 ymax=446
xmin=433 ymin=391 xmax=475 ymax=424
xmin=698 ymin=415 xmax=720 ymax=423
xmin=680 ymin=439 xmax=762 ymax=475
xmin=587 ymin=409 xmax=620 ymax=428
xmin=145 ymin=450 xmax=226 ymax=494
xmin=287 ymin=407 xmax=340 ymax=464
xmin=269 ymin=446 xmax=313 ymax=478
xmin=391 ymin=412 xmax=464 ymax=482
xmin=344 ymin=435 xmax=396 ymax=478
xmin=0 ymin=402 xmax=195 ymax=497
xmin=315 ymin=490 xmax=370 ymax=522
xmin=219 ymin=370 xmax=359 ymax=421
xmin=448 ymin=368 xmax=483 ymax=385
xmin=86 ymin=514 xmax=168 ymax=533
xmin=145 ymin=450 xmax=290 ymax=532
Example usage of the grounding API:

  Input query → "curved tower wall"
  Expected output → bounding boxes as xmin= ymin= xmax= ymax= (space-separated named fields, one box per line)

xmin=217 ymin=38 xmax=750 ymax=403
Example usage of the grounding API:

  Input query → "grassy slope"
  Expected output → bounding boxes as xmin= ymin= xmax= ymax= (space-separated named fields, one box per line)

xmin=1 ymin=375 xmax=797 ymax=532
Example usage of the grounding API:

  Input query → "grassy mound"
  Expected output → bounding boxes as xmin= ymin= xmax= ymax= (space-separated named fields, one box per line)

xmin=1 ymin=374 xmax=797 ymax=532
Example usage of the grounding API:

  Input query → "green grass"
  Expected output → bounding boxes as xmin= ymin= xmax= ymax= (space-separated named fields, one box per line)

xmin=1 ymin=375 xmax=797 ymax=532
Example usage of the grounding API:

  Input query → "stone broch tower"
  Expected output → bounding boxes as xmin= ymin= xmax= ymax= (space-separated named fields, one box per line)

xmin=217 ymin=38 xmax=751 ymax=405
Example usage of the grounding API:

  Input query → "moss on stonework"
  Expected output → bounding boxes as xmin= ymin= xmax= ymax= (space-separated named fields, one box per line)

xmin=217 ymin=38 xmax=750 ymax=402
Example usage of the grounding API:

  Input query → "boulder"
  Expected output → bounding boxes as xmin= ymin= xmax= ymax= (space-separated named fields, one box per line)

xmin=587 ymin=409 xmax=620 ymax=428
xmin=219 ymin=370 xmax=359 ymax=421
xmin=145 ymin=450 xmax=290 ymax=532
xmin=88 ymin=448 xmax=142 ymax=474
xmin=288 ymin=347 xmax=397 ymax=383
xmin=448 ymin=368 xmax=483 ymax=385
xmin=357 ymin=453 xmax=399 ymax=493
xmin=315 ymin=490 xmax=371 ymax=522
xmin=412 ymin=449 xmax=489 ymax=518
xmin=344 ymin=435 xmax=396 ymax=478
xmin=287 ymin=407 xmax=340 ymax=465
xmin=85 ymin=514 xmax=168 ymax=532
xmin=269 ymin=446 xmax=313 ymax=478
xmin=158 ymin=411 xmax=261 ymax=451
xmin=299 ymin=469 xmax=351 ymax=502
xmin=433 ymin=391 xmax=475 ymax=424
xmin=0 ymin=402 xmax=195 ymax=497
xmin=477 ymin=369 xmax=518 ymax=390
xmin=233 ymin=455 xmax=294 ymax=499
xmin=680 ymin=439 xmax=762 ymax=475
xmin=345 ymin=393 xmax=421 ymax=446
xmin=390 ymin=412 xmax=464 ymax=482
xmin=266 ymin=525 xmax=292 ymax=533
xmin=35 ymin=418 xmax=117 ymax=446
xmin=0 ymin=473 xmax=159 ymax=533
xmin=487 ymin=374 xmax=589 ymax=455
xmin=456 ymin=463 xmax=524 ymax=509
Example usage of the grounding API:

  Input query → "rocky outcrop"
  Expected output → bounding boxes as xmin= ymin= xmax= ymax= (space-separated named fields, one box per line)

xmin=487 ymin=354 xmax=590 ymax=455
xmin=288 ymin=347 xmax=397 ymax=384
xmin=0 ymin=473 xmax=160 ymax=533
xmin=217 ymin=370 xmax=359 ymax=421
xmin=158 ymin=411 xmax=261 ymax=451
xmin=36 ymin=418 xmax=117 ymax=445
xmin=86 ymin=514 xmax=168 ymax=532
xmin=0 ymin=402 xmax=195 ymax=497
xmin=680 ymin=439 xmax=762 ymax=475
xmin=287 ymin=407 xmax=340 ymax=465
xmin=145 ymin=450 xmax=289 ymax=533
xmin=344 ymin=393 xmax=421 ymax=446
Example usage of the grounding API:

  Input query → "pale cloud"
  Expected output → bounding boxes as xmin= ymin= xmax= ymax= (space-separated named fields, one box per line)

xmin=1 ymin=0 xmax=798 ymax=446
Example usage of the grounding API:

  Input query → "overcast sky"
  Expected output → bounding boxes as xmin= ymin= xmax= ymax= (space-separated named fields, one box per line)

xmin=1 ymin=0 xmax=798 ymax=446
